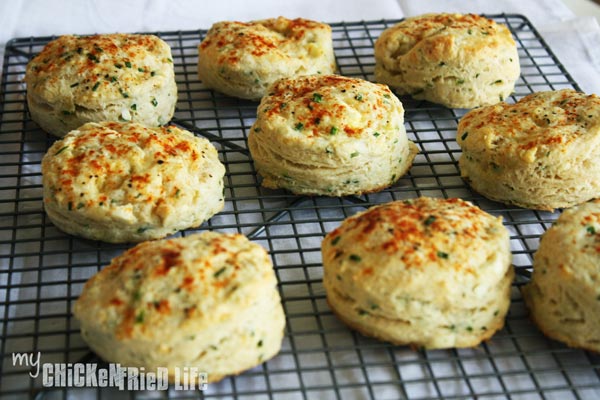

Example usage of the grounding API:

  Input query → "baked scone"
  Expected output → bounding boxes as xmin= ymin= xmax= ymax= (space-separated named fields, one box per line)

xmin=248 ymin=74 xmax=418 ymax=196
xmin=41 ymin=121 xmax=225 ymax=243
xmin=522 ymin=200 xmax=600 ymax=352
xmin=374 ymin=13 xmax=520 ymax=108
xmin=198 ymin=17 xmax=336 ymax=100
xmin=74 ymin=232 xmax=285 ymax=382
xmin=322 ymin=197 xmax=513 ymax=349
xmin=457 ymin=89 xmax=600 ymax=211
xmin=25 ymin=34 xmax=177 ymax=137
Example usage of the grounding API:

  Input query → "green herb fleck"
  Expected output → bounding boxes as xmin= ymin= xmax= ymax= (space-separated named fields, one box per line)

xmin=330 ymin=126 xmax=338 ymax=135
xmin=280 ymin=102 xmax=287 ymax=109
xmin=370 ymin=304 xmax=379 ymax=310
xmin=137 ymin=227 xmax=149 ymax=234
xmin=135 ymin=311 xmax=145 ymax=324
xmin=138 ymin=67 xmax=145 ymax=73
xmin=313 ymin=93 xmax=323 ymax=103
xmin=383 ymin=94 xmax=391 ymax=99
xmin=354 ymin=94 xmax=363 ymax=101
xmin=70 ymin=82 xmax=79 ymax=88
xmin=492 ymin=79 xmax=503 ymax=85
xmin=437 ymin=251 xmax=449 ymax=259
xmin=67 ymin=202 xmax=73 ymax=211
xmin=456 ymin=78 xmax=465 ymax=85
xmin=439 ymin=61 xmax=446 ymax=66
xmin=357 ymin=309 xmax=368 ymax=316
xmin=151 ymin=71 xmax=156 ymax=77
xmin=424 ymin=215 xmax=436 ymax=226
xmin=294 ymin=122 xmax=304 ymax=131
xmin=110 ymin=76 xmax=118 ymax=82
xmin=349 ymin=254 xmax=362 ymax=262
xmin=125 ymin=61 xmax=132 ymax=68
xmin=115 ymin=63 xmax=123 ymax=69
xmin=61 ymin=110 xmax=73 ymax=116
xmin=461 ymin=132 xmax=469 ymax=141
xmin=54 ymin=145 xmax=69 ymax=156
xmin=214 ymin=267 xmax=227 ymax=278
xmin=257 ymin=340 xmax=263 ymax=347
xmin=332 ymin=236 xmax=341 ymax=245
xmin=77 ymin=202 xmax=85 ymax=210
xmin=336 ymin=274 xmax=342 ymax=281
xmin=466 ymin=326 xmax=473 ymax=332
xmin=131 ymin=104 xmax=137 ymax=111
xmin=87 ymin=53 xmax=99 ymax=63
xmin=509 ymin=58 xmax=513 ymax=62
xmin=373 ymin=132 xmax=381 ymax=137
xmin=468 ymin=29 xmax=472 ymax=35
xmin=151 ymin=98 xmax=158 ymax=107
xmin=587 ymin=225 xmax=596 ymax=235
xmin=254 ymin=127 xmax=261 ymax=133
xmin=350 ymin=151 xmax=359 ymax=158
xmin=91 ymin=82 xmax=100 ymax=91
xmin=119 ymin=88 xmax=130 ymax=98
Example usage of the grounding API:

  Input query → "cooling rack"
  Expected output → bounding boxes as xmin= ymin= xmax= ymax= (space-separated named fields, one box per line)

xmin=1 ymin=14 xmax=599 ymax=400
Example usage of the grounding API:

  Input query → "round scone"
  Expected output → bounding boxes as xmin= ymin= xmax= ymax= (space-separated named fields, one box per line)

xmin=374 ymin=13 xmax=520 ymax=108
xmin=322 ymin=197 xmax=514 ymax=349
xmin=41 ymin=121 xmax=225 ymax=243
xmin=73 ymin=232 xmax=286 ymax=383
xmin=25 ymin=34 xmax=177 ymax=137
xmin=247 ymin=74 xmax=418 ymax=196
xmin=198 ymin=17 xmax=336 ymax=100
xmin=522 ymin=200 xmax=600 ymax=352
xmin=457 ymin=89 xmax=600 ymax=211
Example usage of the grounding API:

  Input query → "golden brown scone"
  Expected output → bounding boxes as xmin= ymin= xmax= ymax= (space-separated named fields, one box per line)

xmin=74 ymin=232 xmax=286 ymax=383
xmin=25 ymin=34 xmax=177 ymax=137
xmin=322 ymin=197 xmax=513 ymax=349
xmin=198 ymin=17 xmax=336 ymax=100
xmin=42 ymin=121 xmax=225 ymax=243
xmin=522 ymin=199 xmax=600 ymax=353
xmin=248 ymin=74 xmax=418 ymax=196
xmin=457 ymin=89 xmax=600 ymax=211
xmin=374 ymin=13 xmax=520 ymax=108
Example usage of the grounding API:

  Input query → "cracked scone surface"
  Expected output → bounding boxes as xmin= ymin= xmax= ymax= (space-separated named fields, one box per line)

xmin=42 ymin=121 xmax=225 ymax=243
xmin=247 ymin=74 xmax=418 ymax=196
xmin=522 ymin=199 xmax=600 ymax=352
xmin=322 ymin=197 xmax=513 ymax=349
xmin=374 ymin=13 xmax=519 ymax=108
xmin=198 ymin=17 xmax=336 ymax=100
xmin=25 ymin=34 xmax=177 ymax=137
xmin=74 ymin=232 xmax=286 ymax=383
xmin=457 ymin=89 xmax=600 ymax=211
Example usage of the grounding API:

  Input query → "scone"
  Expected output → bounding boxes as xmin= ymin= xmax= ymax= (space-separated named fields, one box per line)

xmin=74 ymin=232 xmax=286 ymax=383
xmin=247 ymin=74 xmax=418 ymax=196
xmin=374 ymin=13 xmax=520 ymax=108
xmin=457 ymin=89 xmax=600 ymax=211
xmin=198 ymin=17 xmax=336 ymax=100
xmin=522 ymin=200 xmax=600 ymax=352
xmin=41 ymin=121 xmax=225 ymax=243
xmin=25 ymin=34 xmax=177 ymax=137
xmin=322 ymin=197 xmax=513 ymax=349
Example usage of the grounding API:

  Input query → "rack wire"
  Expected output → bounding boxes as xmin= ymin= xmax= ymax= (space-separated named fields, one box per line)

xmin=1 ymin=14 xmax=599 ymax=399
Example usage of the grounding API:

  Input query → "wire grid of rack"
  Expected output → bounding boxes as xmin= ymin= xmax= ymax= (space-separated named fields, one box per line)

xmin=1 ymin=14 xmax=599 ymax=400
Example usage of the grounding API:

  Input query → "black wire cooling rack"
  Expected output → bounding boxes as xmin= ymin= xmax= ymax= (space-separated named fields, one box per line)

xmin=1 ymin=14 xmax=599 ymax=400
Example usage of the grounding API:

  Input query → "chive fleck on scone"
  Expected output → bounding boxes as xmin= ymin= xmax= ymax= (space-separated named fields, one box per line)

xmin=25 ymin=34 xmax=177 ymax=137
xmin=198 ymin=17 xmax=336 ymax=100
xmin=374 ymin=13 xmax=520 ymax=108
xmin=522 ymin=199 xmax=600 ymax=352
xmin=248 ymin=74 xmax=418 ymax=196
xmin=457 ymin=89 xmax=600 ymax=211
xmin=41 ymin=121 xmax=225 ymax=243
xmin=322 ymin=197 xmax=514 ymax=349
xmin=74 ymin=232 xmax=286 ymax=383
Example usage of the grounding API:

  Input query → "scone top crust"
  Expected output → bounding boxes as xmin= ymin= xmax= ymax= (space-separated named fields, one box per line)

xmin=377 ymin=13 xmax=513 ymax=61
xmin=458 ymin=89 xmax=600 ymax=164
xmin=322 ymin=197 xmax=510 ymax=310
xmin=199 ymin=17 xmax=332 ymax=67
xmin=25 ymin=34 xmax=174 ymax=110
xmin=535 ymin=199 xmax=600 ymax=282
xmin=74 ymin=232 xmax=276 ymax=341
xmin=253 ymin=74 xmax=405 ymax=164
xmin=42 ymin=121 xmax=224 ymax=231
